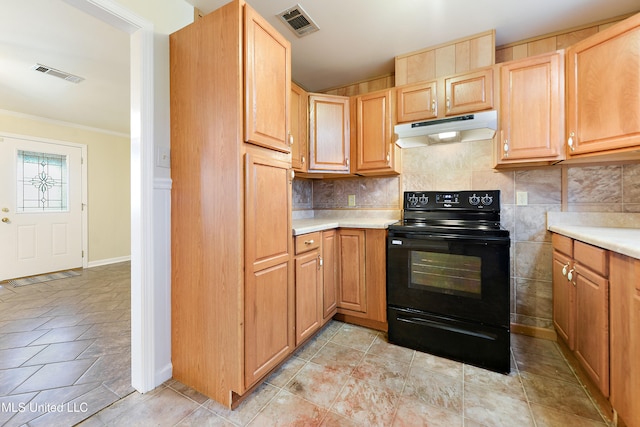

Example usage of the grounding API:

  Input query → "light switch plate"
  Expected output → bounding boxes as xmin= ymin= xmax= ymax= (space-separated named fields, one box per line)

xmin=156 ymin=147 xmax=170 ymax=168
xmin=516 ymin=191 xmax=528 ymax=205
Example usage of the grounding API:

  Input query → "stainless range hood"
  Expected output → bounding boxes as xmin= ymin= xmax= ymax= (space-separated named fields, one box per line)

xmin=394 ymin=110 xmax=497 ymax=148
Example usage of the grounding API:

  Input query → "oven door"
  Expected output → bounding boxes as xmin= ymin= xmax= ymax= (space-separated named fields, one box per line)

xmin=386 ymin=230 xmax=510 ymax=327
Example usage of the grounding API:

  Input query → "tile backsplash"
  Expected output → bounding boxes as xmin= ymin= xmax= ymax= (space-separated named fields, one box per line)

xmin=293 ymin=139 xmax=640 ymax=334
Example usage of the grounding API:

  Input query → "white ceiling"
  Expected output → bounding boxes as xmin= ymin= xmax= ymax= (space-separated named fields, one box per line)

xmin=0 ymin=0 xmax=130 ymax=134
xmin=1 ymin=0 xmax=638 ymax=135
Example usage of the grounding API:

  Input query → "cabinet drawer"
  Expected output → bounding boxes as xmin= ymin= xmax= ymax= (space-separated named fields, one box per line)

xmin=295 ymin=232 xmax=321 ymax=254
xmin=552 ymin=233 xmax=573 ymax=257
xmin=574 ymin=241 xmax=608 ymax=277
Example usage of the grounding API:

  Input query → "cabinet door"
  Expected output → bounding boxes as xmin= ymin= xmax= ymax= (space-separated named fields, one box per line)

xmin=574 ymin=266 xmax=610 ymax=397
xmin=245 ymin=4 xmax=291 ymax=153
xmin=396 ymin=81 xmax=437 ymax=123
xmin=498 ymin=52 xmax=564 ymax=163
xmin=295 ymin=250 xmax=322 ymax=345
xmin=308 ymin=94 xmax=350 ymax=173
xmin=356 ymin=89 xmax=395 ymax=173
xmin=244 ymin=152 xmax=293 ymax=387
xmin=552 ymin=251 xmax=575 ymax=349
xmin=609 ymin=253 xmax=640 ymax=426
xmin=444 ymin=67 xmax=493 ymax=116
xmin=566 ymin=14 xmax=640 ymax=156
xmin=337 ymin=229 xmax=366 ymax=313
xmin=291 ymin=83 xmax=308 ymax=172
xmin=322 ymin=229 xmax=338 ymax=322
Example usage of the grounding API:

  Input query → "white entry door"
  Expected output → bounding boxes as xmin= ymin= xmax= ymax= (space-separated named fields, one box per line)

xmin=0 ymin=135 xmax=84 ymax=281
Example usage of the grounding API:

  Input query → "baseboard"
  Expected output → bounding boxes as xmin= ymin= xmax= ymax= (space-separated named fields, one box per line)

xmin=155 ymin=362 xmax=173 ymax=389
xmin=510 ymin=323 xmax=558 ymax=341
xmin=87 ymin=255 xmax=131 ymax=268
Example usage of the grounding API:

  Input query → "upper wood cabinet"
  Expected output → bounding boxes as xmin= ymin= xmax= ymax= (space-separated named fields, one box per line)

xmin=566 ymin=13 xmax=640 ymax=158
xmin=397 ymin=80 xmax=438 ymax=123
xmin=496 ymin=51 xmax=565 ymax=166
xmin=396 ymin=67 xmax=494 ymax=124
xmin=291 ymin=83 xmax=308 ymax=172
xmin=354 ymin=89 xmax=400 ymax=175
xmin=444 ymin=67 xmax=494 ymax=116
xmin=244 ymin=5 xmax=291 ymax=153
xmin=308 ymin=94 xmax=351 ymax=173
xmin=395 ymin=30 xmax=495 ymax=86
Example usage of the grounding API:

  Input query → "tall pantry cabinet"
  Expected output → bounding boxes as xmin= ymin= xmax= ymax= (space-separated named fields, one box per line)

xmin=169 ymin=0 xmax=292 ymax=408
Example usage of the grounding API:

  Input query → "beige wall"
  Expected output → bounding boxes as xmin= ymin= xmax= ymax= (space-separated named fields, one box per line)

xmin=0 ymin=112 xmax=131 ymax=263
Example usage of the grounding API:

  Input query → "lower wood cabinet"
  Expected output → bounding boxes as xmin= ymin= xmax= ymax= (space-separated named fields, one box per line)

xmin=294 ymin=230 xmax=340 ymax=346
xmin=294 ymin=232 xmax=323 ymax=345
xmin=321 ymin=229 xmax=338 ymax=323
xmin=552 ymin=234 xmax=609 ymax=396
xmin=336 ymin=228 xmax=387 ymax=330
xmin=573 ymin=241 xmax=609 ymax=397
xmin=337 ymin=229 xmax=366 ymax=313
xmin=244 ymin=151 xmax=294 ymax=388
xmin=552 ymin=245 xmax=574 ymax=347
xmin=609 ymin=253 xmax=640 ymax=427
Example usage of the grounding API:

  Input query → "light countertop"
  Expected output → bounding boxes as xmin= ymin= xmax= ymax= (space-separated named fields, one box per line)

xmin=547 ymin=212 xmax=640 ymax=259
xmin=292 ymin=218 xmax=399 ymax=236
xmin=547 ymin=225 xmax=640 ymax=259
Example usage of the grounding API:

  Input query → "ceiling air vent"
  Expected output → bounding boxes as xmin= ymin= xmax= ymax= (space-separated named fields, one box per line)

xmin=32 ymin=63 xmax=84 ymax=84
xmin=277 ymin=4 xmax=319 ymax=38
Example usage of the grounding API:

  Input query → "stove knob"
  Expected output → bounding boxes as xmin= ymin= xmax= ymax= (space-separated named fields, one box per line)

xmin=408 ymin=194 xmax=418 ymax=206
xmin=469 ymin=194 xmax=480 ymax=205
xmin=418 ymin=195 xmax=428 ymax=205
xmin=481 ymin=194 xmax=493 ymax=205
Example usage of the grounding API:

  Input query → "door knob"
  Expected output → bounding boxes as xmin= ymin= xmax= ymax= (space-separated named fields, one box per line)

xmin=1 ymin=218 xmax=9 ymax=223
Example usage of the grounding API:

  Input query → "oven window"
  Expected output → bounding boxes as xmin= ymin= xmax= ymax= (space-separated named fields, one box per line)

xmin=409 ymin=250 xmax=481 ymax=299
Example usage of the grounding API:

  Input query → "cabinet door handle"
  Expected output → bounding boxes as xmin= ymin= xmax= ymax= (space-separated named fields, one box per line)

xmin=318 ymin=255 xmax=323 ymax=269
xmin=562 ymin=263 xmax=569 ymax=276
xmin=302 ymin=155 xmax=305 ymax=165
xmin=386 ymin=152 xmax=390 ymax=163
xmin=288 ymin=132 xmax=293 ymax=146
xmin=346 ymin=158 xmax=350 ymax=167
xmin=567 ymin=268 xmax=575 ymax=283
xmin=446 ymin=97 xmax=450 ymax=111
xmin=503 ymin=140 xmax=509 ymax=158
xmin=431 ymin=99 xmax=436 ymax=113
xmin=567 ymin=132 xmax=575 ymax=152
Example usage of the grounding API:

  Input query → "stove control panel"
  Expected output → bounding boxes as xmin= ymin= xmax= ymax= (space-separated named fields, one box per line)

xmin=404 ymin=190 xmax=500 ymax=210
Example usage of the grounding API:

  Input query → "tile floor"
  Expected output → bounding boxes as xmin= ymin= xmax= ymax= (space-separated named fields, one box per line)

xmin=1 ymin=263 xmax=611 ymax=427
xmin=0 ymin=262 xmax=132 ymax=427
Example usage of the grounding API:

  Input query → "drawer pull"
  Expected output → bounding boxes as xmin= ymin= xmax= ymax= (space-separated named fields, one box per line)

xmin=304 ymin=239 xmax=315 ymax=245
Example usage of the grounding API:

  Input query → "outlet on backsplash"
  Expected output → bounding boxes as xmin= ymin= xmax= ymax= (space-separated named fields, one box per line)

xmin=516 ymin=191 xmax=528 ymax=205
xmin=348 ymin=194 xmax=356 ymax=207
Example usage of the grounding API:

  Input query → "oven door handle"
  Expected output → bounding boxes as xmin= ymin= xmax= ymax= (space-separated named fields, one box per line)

xmin=388 ymin=237 xmax=449 ymax=251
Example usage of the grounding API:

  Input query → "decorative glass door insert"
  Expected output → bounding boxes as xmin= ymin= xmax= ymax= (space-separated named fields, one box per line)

xmin=16 ymin=150 xmax=68 ymax=212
